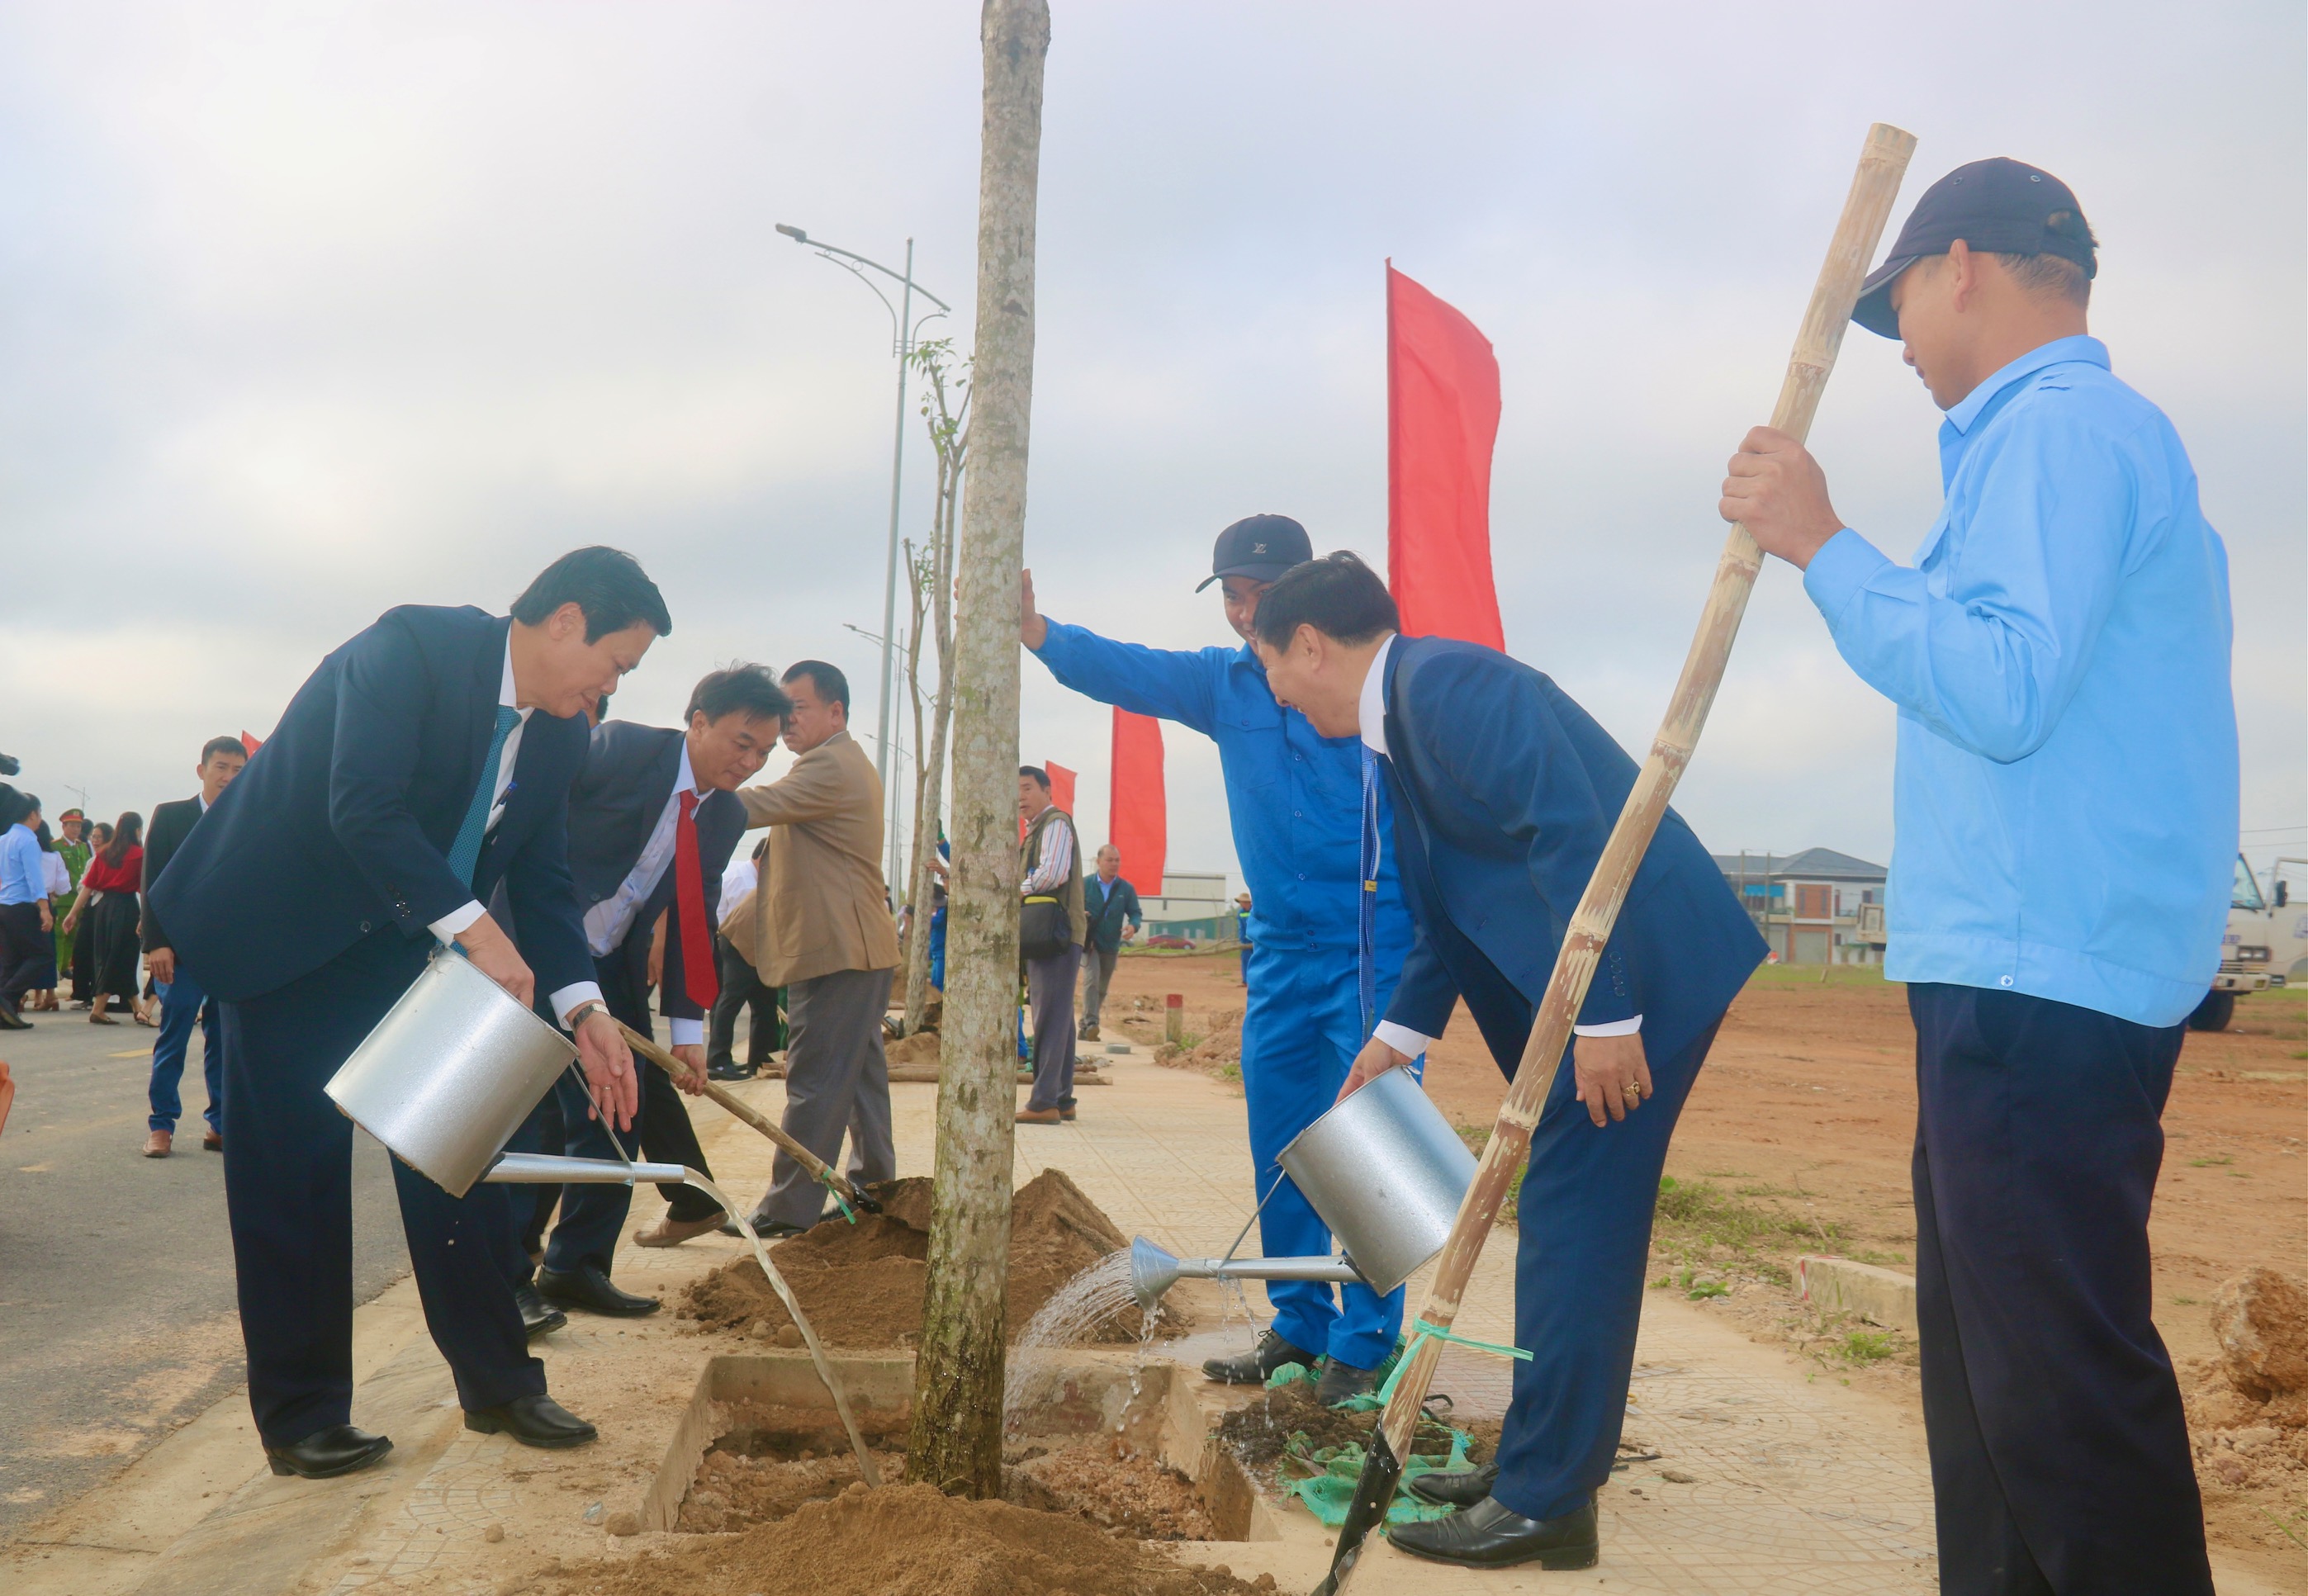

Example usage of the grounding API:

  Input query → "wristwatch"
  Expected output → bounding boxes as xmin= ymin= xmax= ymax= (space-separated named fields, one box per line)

xmin=564 ymin=999 xmax=609 ymax=1032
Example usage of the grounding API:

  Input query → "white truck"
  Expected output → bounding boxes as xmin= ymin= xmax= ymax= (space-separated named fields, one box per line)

xmin=2187 ymin=855 xmax=2308 ymax=1032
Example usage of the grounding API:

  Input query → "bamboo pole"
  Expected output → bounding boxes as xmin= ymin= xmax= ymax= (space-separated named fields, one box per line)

xmin=1313 ymin=121 xmax=1915 ymax=1594
xmin=905 ymin=0 xmax=1051 ymax=1501
xmin=615 ymin=1020 xmax=878 ymax=1215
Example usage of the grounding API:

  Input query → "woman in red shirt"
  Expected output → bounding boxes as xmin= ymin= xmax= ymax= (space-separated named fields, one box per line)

xmin=65 ymin=812 xmax=145 ymax=1025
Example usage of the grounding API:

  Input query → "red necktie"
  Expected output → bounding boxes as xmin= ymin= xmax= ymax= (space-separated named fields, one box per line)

xmin=675 ymin=791 xmax=719 ymax=1009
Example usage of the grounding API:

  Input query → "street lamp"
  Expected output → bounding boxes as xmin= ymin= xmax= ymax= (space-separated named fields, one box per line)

xmin=775 ymin=224 xmax=950 ymax=869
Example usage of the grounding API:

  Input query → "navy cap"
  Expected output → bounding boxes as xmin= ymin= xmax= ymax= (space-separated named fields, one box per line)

xmin=1852 ymin=158 xmax=2097 ymax=339
xmin=1197 ymin=514 xmax=1312 ymax=591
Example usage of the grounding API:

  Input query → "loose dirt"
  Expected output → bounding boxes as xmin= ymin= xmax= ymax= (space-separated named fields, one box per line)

xmin=1007 ymin=1442 xmax=1219 ymax=1541
xmin=680 ymin=1168 xmax=1183 ymax=1348
xmin=1209 ymin=1383 xmax=1486 ymax=1480
xmin=551 ymin=1481 xmax=1273 ymax=1596
xmin=2187 ymin=1267 xmax=2308 ymax=1561
xmin=1106 ymin=950 xmax=2308 ymax=1571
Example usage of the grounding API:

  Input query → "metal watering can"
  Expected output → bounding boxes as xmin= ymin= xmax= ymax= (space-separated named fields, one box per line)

xmin=324 ymin=945 xmax=884 ymax=1484
xmin=1128 ymin=1064 xmax=1477 ymax=1314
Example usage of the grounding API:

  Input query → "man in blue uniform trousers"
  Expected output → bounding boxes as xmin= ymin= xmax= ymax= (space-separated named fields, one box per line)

xmin=1020 ymin=514 xmax=1416 ymax=1403
xmin=533 ymin=663 xmax=789 ymax=1316
xmin=149 ymin=547 xmax=658 ymax=1480
xmin=1719 ymin=159 xmax=2230 ymax=1594
xmin=1254 ymin=552 xmax=1765 ymax=1570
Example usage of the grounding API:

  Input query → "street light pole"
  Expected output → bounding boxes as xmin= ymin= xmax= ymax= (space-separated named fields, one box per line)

xmin=775 ymin=223 xmax=950 ymax=888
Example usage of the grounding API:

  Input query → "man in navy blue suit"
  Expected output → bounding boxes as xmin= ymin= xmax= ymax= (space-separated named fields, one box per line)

xmin=528 ymin=664 xmax=789 ymax=1318
xmin=150 ymin=547 xmax=663 ymax=1480
xmin=1254 ymin=552 xmax=1765 ymax=1571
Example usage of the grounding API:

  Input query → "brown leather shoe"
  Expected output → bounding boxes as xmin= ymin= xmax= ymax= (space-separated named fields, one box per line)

xmin=143 ymin=1129 xmax=173 ymax=1158
xmin=1015 ymin=1107 xmax=1064 ymax=1125
xmin=632 ymin=1214 xmax=725 ymax=1248
xmin=202 ymin=1130 xmax=223 ymax=1153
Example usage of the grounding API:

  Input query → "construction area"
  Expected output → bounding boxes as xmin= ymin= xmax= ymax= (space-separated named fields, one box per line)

xmin=5 ymin=949 xmax=2303 ymax=1595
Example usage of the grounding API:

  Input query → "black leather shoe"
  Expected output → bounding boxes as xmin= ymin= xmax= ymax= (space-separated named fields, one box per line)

xmin=265 ymin=1423 xmax=394 ymax=1479
xmin=535 ymin=1262 xmax=659 ymax=1317
xmin=514 ymin=1280 xmax=567 ymax=1339
xmin=1315 ymin=1357 xmax=1378 ymax=1406
xmin=463 ymin=1393 xmax=598 ymax=1449
xmin=1405 ymin=1460 xmax=1500 ymax=1507
xmin=1386 ymin=1495 xmax=1598 ymax=1570
xmin=1201 ymin=1328 xmax=1317 ymax=1385
xmin=0 ymin=1001 xmax=30 ymax=1030
xmin=718 ymin=1217 xmax=810 ymax=1240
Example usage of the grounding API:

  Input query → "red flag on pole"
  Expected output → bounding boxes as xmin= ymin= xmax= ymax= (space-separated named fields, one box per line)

xmin=1045 ymin=761 xmax=1076 ymax=819
xmin=1108 ymin=709 xmax=1166 ymax=894
xmin=1386 ymin=263 xmax=1504 ymax=649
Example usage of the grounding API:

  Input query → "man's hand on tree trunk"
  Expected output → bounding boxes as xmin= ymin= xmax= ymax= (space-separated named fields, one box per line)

xmin=1020 ymin=569 xmax=1048 ymax=650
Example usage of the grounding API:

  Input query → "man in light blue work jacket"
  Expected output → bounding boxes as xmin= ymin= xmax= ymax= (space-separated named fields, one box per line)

xmin=1021 ymin=514 xmax=1416 ymax=1403
xmin=1721 ymin=159 xmax=2230 ymax=1596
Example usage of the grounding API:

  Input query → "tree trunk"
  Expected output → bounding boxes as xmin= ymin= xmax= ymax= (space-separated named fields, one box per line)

xmin=903 ymin=0 xmax=1048 ymax=1499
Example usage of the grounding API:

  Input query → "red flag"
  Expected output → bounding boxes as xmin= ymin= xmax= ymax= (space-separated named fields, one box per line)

xmin=1108 ymin=709 xmax=1166 ymax=894
xmin=1046 ymin=761 xmax=1076 ymax=819
xmin=240 ymin=730 xmax=264 ymax=756
xmin=1386 ymin=263 xmax=1504 ymax=649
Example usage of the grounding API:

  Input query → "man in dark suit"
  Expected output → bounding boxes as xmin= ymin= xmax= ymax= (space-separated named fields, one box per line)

xmin=1076 ymin=843 xmax=1140 ymax=1041
xmin=531 ymin=665 xmax=789 ymax=1314
xmin=1254 ymin=552 xmax=1765 ymax=1571
xmin=140 ymin=736 xmax=248 ymax=1158
xmin=149 ymin=547 xmax=661 ymax=1480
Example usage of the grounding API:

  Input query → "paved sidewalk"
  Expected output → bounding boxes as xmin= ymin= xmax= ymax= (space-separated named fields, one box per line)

xmin=3 ymin=1042 xmax=2282 ymax=1595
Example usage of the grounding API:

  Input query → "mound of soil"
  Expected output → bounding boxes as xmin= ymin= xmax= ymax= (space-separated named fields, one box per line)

xmin=1152 ymin=1008 xmax=1244 ymax=1075
xmin=556 ymin=1481 xmax=1272 ymax=1596
xmin=2185 ymin=1267 xmax=2308 ymax=1557
xmin=680 ymin=1168 xmax=1183 ymax=1348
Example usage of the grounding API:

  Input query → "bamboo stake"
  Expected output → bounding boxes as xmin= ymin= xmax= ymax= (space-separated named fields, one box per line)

xmin=614 ymin=1019 xmax=879 ymax=1215
xmin=1313 ymin=121 xmax=1915 ymax=1595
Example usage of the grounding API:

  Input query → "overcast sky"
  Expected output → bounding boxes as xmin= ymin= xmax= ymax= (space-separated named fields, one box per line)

xmin=2 ymin=2 xmax=2301 ymax=894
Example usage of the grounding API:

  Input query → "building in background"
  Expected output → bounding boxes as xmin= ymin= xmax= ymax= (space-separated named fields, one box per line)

xmin=1714 ymin=849 xmax=1888 ymax=966
xmin=1138 ymin=871 xmax=1235 ymax=946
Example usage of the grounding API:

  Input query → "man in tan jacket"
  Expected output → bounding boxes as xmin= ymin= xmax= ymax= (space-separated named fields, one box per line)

xmin=731 ymin=661 xmax=902 ymax=1236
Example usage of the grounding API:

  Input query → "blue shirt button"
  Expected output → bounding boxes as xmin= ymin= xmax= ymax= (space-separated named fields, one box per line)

xmin=1999 ymin=975 xmax=2013 ymax=987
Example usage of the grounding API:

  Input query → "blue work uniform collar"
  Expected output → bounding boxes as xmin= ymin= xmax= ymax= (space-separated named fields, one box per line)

xmin=1941 ymin=334 xmax=2108 ymax=437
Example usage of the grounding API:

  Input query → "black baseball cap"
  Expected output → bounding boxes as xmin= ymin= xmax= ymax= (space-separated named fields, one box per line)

xmin=1196 ymin=514 xmax=1312 ymax=591
xmin=1851 ymin=157 xmax=2097 ymax=339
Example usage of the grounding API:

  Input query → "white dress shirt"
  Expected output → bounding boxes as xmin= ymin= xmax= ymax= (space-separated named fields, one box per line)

xmin=719 ymin=850 xmax=756 ymax=908
xmin=582 ymin=738 xmax=707 ymax=1045
xmin=1358 ymin=632 xmax=1640 ymax=1058
xmin=425 ymin=636 xmax=603 ymax=1029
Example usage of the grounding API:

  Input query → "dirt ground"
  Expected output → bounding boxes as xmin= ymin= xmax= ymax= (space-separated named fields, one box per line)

xmin=1102 ymin=947 xmax=2308 ymax=1569
xmin=680 ymin=1168 xmax=1178 ymax=1347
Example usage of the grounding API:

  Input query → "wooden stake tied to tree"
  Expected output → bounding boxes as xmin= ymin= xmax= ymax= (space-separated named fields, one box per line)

xmin=1314 ymin=121 xmax=1917 ymax=1593
xmin=899 ymin=339 xmax=971 ymax=1037
xmin=904 ymin=0 xmax=1050 ymax=1500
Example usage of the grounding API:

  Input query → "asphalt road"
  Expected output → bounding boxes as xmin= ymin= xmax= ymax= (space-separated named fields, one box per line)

xmin=0 ymin=1005 xmax=410 ymax=1542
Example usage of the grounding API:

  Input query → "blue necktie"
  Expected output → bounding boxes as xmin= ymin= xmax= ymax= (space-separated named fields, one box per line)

xmin=1359 ymin=744 xmax=1381 ymax=1040
xmin=447 ymin=706 xmax=521 ymax=888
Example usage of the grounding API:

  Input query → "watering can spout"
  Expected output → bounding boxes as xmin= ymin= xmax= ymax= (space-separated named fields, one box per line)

xmin=1127 ymin=1236 xmax=1366 ymax=1314
xmin=1130 ymin=1236 xmax=1184 ymax=1314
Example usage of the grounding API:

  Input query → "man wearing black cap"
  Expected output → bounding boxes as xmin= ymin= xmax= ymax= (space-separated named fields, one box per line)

xmin=1720 ymin=159 xmax=2231 ymax=1594
xmin=1019 ymin=516 xmax=1420 ymax=1405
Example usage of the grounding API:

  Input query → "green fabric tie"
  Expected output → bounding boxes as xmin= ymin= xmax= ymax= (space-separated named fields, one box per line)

xmin=1373 ymin=1319 xmax=1533 ymax=1405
